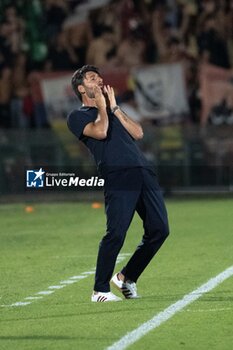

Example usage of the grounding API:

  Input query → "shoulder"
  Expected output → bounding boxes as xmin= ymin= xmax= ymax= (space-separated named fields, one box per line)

xmin=67 ymin=109 xmax=79 ymax=126
xmin=67 ymin=107 xmax=94 ymax=121
xmin=67 ymin=107 xmax=98 ymax=129
xmin=67 ymin=108 xmax=81 ymax=119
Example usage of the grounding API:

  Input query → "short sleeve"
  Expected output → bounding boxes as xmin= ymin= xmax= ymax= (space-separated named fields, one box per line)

xmin=67 ymin=110 xmax=95 ymax=139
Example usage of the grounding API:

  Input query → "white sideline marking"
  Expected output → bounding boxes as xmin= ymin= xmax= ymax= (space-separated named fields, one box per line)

xmin=1 ymin=253 xmax=130 ymax=308
xmin=60 ymin=280 xmax=78 ymax=285
xmin=36 ymin=291 xmax=54 ymax=295
xmin=2 ymin=301 xmax=32 ymax=307
xmin=185 ymin=307 xmax=233 ymax=313
xmin=70 ymin=275 xmax=90 ymax=280
xmin=106 ymin=265 xmax=233 ymax=350
xmin=25 ymin=296 xmax=43 ymax=300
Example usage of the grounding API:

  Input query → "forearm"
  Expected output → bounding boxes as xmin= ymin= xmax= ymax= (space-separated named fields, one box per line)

xmin=104 ymin=84 xmax=143 ymax=140
xmin=94 ymin=106 xmax=109 ymax=137
xmin=83 ymin=106 xmax=109 ymax=140
xmin=113 ymin=107 xmax=143 ymax=140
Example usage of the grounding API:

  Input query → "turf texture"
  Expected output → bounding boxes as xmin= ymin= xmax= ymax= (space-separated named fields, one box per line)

xmin=0 ymin=198 xmax=232 ymax=350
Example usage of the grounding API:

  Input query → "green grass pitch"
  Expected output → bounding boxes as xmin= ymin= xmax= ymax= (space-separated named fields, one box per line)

xmin=0 ymin=198 xmax=233 ymax=350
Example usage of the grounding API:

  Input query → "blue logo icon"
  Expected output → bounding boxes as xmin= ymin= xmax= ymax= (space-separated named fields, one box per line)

xmin=26 ymin=168 xmax=45 ymax=188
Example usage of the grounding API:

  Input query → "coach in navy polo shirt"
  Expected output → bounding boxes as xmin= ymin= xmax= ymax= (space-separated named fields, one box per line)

xmin=67 ymin=65 xmax=169 ymax=302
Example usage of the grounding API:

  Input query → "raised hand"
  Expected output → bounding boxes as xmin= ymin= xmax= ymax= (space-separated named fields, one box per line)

xmin=104 ymin=85 xmax=117 ymax=110
xmin=93 ymin=85 xmax=106 ymax=110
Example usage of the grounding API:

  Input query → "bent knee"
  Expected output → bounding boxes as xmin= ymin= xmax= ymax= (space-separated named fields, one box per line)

xmin=162 ymin=225 xmax=169 ymax=239
xmin=102 ymin=229 xmax=126 ymax=245
xmin=149 ymin=222 xmax=169 ymax=241
xmin=161 ymin=219 xmax=170 ymax=238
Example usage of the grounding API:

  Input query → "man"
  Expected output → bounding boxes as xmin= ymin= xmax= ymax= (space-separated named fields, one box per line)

xmin=67 ymin=65 xmax=169 ymax=302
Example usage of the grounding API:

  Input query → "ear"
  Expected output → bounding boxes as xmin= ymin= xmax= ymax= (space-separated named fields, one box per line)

xmin=78 ymin=85 xmax=85 ymax=95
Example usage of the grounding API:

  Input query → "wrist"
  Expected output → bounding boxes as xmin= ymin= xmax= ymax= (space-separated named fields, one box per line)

xmin=111 ymin=105 xmax=120 ymax=114
xmin=98 ymin=104 xmax=106 ymax=111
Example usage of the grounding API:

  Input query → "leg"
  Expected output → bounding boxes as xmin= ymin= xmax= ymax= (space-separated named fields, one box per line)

xmin=121 ymin=169 xmax=169 ymax=282
xmin=94 ymin=170 xmax=142 ymax=292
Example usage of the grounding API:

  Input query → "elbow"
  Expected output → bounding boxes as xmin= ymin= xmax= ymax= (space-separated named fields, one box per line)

xmin=96 ymin=130 xmax=108 ymax=140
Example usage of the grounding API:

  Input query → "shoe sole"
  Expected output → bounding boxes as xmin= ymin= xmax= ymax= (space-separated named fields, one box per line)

xmin=91 ymin=298 xmax=122 ymax=302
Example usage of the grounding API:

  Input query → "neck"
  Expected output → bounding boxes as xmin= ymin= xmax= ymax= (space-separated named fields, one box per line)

xmin=82 ymin=95 xmax=97 ymax=108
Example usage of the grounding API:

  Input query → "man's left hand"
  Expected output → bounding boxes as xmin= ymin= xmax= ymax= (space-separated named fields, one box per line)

xmin=104 ymin=85 xmax=117 ymax=110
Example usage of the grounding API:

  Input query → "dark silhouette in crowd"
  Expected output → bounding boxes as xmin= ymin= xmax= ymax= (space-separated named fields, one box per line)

xmin=45 ymin=30 xmax=78 ymax=71
xmin=0 ymin=66 xmax=12 ymax=128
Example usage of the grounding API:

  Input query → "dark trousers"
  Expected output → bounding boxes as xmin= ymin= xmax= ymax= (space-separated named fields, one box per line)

xmin=94 ymin=168 xmax=169 ymax=292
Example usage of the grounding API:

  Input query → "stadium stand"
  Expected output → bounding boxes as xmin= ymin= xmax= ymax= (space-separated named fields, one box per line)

xmin=0 ymin=0 xmax=232 ymax=195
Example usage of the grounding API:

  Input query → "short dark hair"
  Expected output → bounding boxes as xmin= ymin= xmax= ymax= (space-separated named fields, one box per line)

xmin=71 ymin=65 xmax=100 ymax=101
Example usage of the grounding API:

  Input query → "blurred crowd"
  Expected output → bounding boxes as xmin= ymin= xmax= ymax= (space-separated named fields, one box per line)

xmin=0 ymin=0 xmax=233 ymax=128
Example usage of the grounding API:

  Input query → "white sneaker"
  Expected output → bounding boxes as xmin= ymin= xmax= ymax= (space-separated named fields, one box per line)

xmin=111 ymin=273 xmax=139 ymax=299
xmin=91 ymin=291 xmax=122 ymax=302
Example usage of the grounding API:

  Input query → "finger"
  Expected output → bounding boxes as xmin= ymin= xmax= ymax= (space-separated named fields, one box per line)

xmin=94 ymin=85 xmax=102 ymax=96
xmin=107 ymin=85 xmax=113 ymax=92
xmin=93 ymin=85 xmax=98 ymax=92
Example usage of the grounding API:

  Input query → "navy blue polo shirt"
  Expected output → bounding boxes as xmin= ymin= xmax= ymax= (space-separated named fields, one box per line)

xmin=67 ymin=106 xmax=150 ymax=176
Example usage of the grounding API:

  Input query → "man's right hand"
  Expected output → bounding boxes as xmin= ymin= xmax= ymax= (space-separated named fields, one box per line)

xmin=83 ymin=84 xmax=109 ymax=140
xmin=93 ymin=85 xmax=106 ymax=110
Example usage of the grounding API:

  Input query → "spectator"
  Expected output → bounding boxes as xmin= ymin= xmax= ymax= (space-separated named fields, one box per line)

xmin=0 ymin=21 xmax=14 ymax=65
xmin=63 ymin=10 xmax=92 ymax=67
xmin=229 ymin=1 xmax=233 ymax=65
xmin=116 ymin=26 xmax=146 ymax=68
xmin=151 ymin=3 xmax=174 ymax=63
xmin=0 ymin=66 xmax=12 ymax=128
xmin=160 ymin=36 xmax=187 ymax=63
xmin=197 ymin=14 xmax=231 ymax=69
xmin=119 ymin=0 xmax=142 ymax=39
xmin=44 ymin=0 xmax=69 ymax=44
xmin=45 ymin=30 xmax=78 ymax=71
xmin=90 ymin=0 xmax=122 ymax=44
xmin=11 ymin=52 xmax=31 ymax=128
xmin=86 ymin=25 xmax=117 ymax=67
xmin=3 ymin=4 xmax=25 ymax=55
